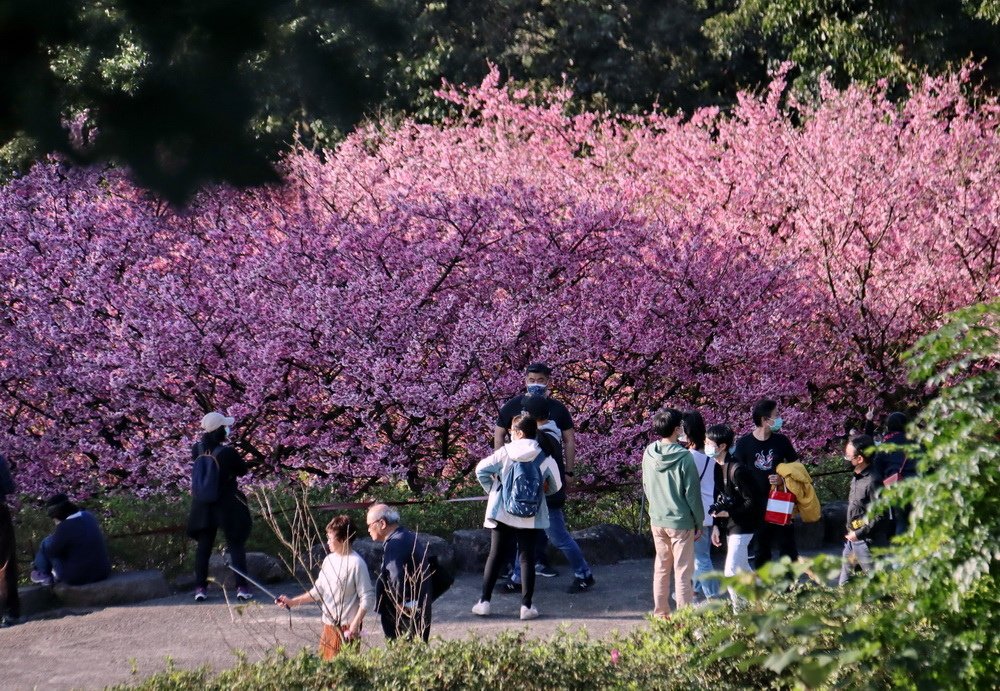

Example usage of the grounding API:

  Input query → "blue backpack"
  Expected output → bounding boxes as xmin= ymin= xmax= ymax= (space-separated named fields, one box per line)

xmin=191 ymin=445 xmax=222 ymax=502
xmin=501 ymin=451 xmax=546 ymax=517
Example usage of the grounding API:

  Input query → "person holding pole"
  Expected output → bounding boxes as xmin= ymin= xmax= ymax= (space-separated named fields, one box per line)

xmin=275 ymin=515 xmax=375 ymax=660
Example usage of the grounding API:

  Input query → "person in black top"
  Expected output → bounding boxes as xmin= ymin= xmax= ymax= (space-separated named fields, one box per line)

xmin=0 ymin=455 xmax=20 ymax=627
xmin=493 ymin=362 xmax=575 ymax=474
xmin=839 ymin=434 xmax=888 ymax=585
xmin=186 ymin=411 xmax=253 ymax=601
xmin=493 ymin=362 xmax=575 ymax=579
xmin=707 ymin=424 xmax=764 ymax=610
xmin=730 ymin=399 xmax=800 ymax=568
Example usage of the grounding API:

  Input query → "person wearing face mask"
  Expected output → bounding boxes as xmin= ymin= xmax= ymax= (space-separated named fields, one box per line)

xmin=706 ymin=424 xmax=764 ymax=610
xmin=493 ymin=362 xmax=575 ymax=579
xmin=730 ymin=399 xmax=800 ymax=569
xmin=840 ymin=435 xmax=889 ymax=585
xmin=186 ymin=411 xmax=253 ymax=601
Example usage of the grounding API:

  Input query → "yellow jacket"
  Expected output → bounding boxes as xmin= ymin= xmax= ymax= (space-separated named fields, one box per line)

xmin=776 ymin=462 xmax=822 ymax=523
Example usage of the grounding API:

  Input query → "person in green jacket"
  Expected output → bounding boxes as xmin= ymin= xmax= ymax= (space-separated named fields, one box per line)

xmin=642 ymin=407 xmax=705 ymax=618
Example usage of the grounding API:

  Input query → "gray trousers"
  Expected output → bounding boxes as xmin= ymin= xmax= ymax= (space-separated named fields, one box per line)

xmin=838 ymin=540 xmax=875 ymax=585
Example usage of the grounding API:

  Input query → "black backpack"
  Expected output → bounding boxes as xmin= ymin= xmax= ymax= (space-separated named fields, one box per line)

xmin=191 ymin=445 xmax=222 ymax=502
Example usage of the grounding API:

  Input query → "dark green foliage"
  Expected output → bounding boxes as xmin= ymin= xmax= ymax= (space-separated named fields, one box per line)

xmin=703 ymin=0 xmax=1000 ymax=98
xmin=0 ymin=0 xmax=403 ymax=203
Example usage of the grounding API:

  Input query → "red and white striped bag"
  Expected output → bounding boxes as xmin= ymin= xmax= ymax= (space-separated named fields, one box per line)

xmin=764 ymin=481 xmax=796 ymax=526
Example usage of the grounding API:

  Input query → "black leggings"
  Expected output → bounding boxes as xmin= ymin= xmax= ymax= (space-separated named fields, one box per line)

xmin=194 ymin=526 xmax=248 ymax=589
xmin=481 ymin=522 xmax=536 ymax=607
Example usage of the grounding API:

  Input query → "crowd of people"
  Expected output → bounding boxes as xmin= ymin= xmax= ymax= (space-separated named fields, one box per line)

xmin=0 ymin=360 xmax=914 ymax=659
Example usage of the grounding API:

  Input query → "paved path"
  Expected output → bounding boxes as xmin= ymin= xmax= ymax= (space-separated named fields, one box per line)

xmin=0 ymin=559 xmax=660 ymax=689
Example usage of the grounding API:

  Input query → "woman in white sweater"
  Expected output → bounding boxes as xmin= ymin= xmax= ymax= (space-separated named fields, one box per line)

xmin=276 ymin=515 xmax=375 ymax=659
xmin=472 ymin=413 xmax=561 ymax=621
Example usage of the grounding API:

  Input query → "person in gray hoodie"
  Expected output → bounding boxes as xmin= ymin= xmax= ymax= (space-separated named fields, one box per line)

xmin=642 ymin=407 xmax=705 ymax=618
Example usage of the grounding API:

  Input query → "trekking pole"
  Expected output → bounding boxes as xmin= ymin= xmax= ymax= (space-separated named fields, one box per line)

xmin=227 ymin=564 xmax=280 ymax=601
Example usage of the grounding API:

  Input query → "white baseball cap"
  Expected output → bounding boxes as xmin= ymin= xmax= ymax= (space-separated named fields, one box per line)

xmin=201 ymin=411 xmax=235 ymax=433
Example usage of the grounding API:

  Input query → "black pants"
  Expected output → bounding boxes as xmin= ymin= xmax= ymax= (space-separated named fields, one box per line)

xmin=380 ymin=601 xmax=431 ymax=642
xmin=0 ymin=504 xmax=20 ymax=618
xmin=193 ymin=526 xmax=248 ymax=589
xmin=753 ymin=521 xmax=798 ymax=568
xmin=481 ymin=522 xmax=536 ymax=607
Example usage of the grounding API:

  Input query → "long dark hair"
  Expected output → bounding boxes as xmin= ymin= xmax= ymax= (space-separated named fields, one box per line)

xmin=682 ymin=409 xmax=707 ymax=451
xmin=200 ymin=426 xmax=227 ymax=450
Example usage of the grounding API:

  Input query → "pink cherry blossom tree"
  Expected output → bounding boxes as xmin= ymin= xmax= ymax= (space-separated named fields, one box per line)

xmin=0 ymin=66 xmax=996 ymax=498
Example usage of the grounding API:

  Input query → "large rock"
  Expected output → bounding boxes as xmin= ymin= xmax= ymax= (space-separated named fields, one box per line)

xmin=17 ymin=585 xmax=57 ymax=616
xmin=452 ymin=529 xmax=492 ymax=571
xmin=822 ymin=501 xmax=849 ymax=544
xmin=793 ymin=515 xmax=825 ymax=551
xmin=567 ymin=523 xmax=654 ymax=565
xmin=418 ymin=534 xmax=458 ymax=574
xmin=53 ymin=570 xmax=169 ymax=607
xmin=351 ymin=539 xmax=383 ymax=578
xmin=209 ymin=551 xmax=288 ymax=586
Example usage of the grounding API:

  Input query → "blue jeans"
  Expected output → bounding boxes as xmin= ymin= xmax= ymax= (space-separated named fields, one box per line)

xmin=838 ymin=540 xmax=875 ymax=585
xmin=512 ymin=507 xmax=592 ymax=583
xmin=692 ymin=527 xmax=720 ymax=598
xmin=34 ymin=535 xmax=63 ymax=580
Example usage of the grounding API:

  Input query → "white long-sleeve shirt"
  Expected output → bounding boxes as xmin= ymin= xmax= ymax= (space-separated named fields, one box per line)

xmin=307 ymin=550 xmax=375 ymax=627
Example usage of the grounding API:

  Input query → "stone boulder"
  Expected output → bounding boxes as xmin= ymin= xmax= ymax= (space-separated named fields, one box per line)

xmin=53 ymin=570 xmax=169 ymax=607
xmin=418 ymin=534 xmax=458 ymax=574
xmin=793 ymin=515 xmax=825 ymax=551
xmin=18 ymin=585 xmax=57 ymax=616
xmin=566 ymin=523 xmax=654 ymax=565
xmin=822 ymin=501 xmax=849 ymax=544
xmin=208 ymin=551 xmax=289 ymax=587
xmin=350 ymin=539 xmax=384 ymax=578
xmin=452 ymin=529 xmax=492 ymax=572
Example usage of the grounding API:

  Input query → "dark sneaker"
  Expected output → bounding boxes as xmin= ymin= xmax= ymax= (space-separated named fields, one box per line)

xmin=0 ymin=615 xmax=18 ymax=628
xmin=534 ymin=564 xmax=560 ymax=578
xmin=566 ymin=575 xmax=596 ymax=594
xmin=236 ymin=588 xmax=254 ymax=601
xmin=499 ymin=581 xmax=521 ymax=595
xmin=193 ymin=587 xmax=207 ymax=601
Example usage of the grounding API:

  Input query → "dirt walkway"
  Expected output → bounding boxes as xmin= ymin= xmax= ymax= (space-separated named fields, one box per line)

xmin=0 ymin=559 xmax=660 ymax=689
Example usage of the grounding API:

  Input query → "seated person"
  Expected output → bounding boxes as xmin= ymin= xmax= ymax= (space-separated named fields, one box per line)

xmin=31 ymin=494 xmax=112 ymax=586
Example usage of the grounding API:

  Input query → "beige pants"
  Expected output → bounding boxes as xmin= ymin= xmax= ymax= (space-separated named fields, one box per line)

xmin=651 ymin=526 xmax=696 ymax=617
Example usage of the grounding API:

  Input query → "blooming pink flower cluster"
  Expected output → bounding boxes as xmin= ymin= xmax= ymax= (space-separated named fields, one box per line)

xmin=0 ymin=67 xmax=996 ymax=498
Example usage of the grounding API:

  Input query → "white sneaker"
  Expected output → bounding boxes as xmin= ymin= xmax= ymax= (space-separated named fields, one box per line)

xmin=471 ymin=600 xmax=491 ymax=616
xmin=520 ymin=605 xmax=539 ymax=620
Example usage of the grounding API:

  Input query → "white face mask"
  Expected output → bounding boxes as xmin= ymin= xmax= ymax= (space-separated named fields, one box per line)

xmin=705 ymin=445 xmax=718 ymax=458
xmin=677 ymin=433 xmax=688 ymax=444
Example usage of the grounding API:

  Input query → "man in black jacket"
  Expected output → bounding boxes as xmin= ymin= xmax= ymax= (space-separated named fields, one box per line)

xmin=367 ymin=503 xmax=432 ymax=642
xmin=839 ymin=434 xmax=887 ymax=585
